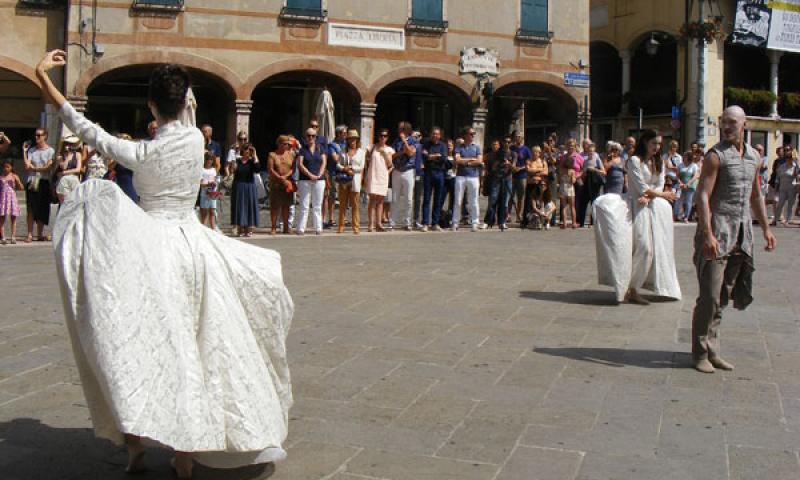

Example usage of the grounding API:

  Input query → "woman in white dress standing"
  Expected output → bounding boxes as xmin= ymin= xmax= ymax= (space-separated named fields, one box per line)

xmin=625 ymin=129 xmax=681 ymax=304
xmin=36 ymin=51 xmax=293 ymax=479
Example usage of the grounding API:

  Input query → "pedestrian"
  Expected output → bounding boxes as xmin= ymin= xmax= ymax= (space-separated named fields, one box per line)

xmin=558 ymin=151 xmax=577 ymax=229
xmin=621 ymin=135 xmax=636 ymax=168
xmin=55 ymin=135 xmax=83 ymax=204
xmin=443 ymin=138 xmax=457 ymax=228
xmin=484 ymin=137 xmax=514 ymax=230
xmin=773 ymin=149 xmax=798 ymax=226
xmin=336 ymin=129 xmax=365 ymax=234
xmin=146 ymin=120 xmax=158 ymax=141
xmin=675 ymin=150 xmax=700 ymax=223
xmin=451 ymin=127 xmax=484 ymax=231
xmin=228 ymin=143 xmax=260 ymax=237
xmin=0 ymin=160 xmax=24 ymax=244
xmin=391 ymin=121 xmax=417 ymax=231
xmin=626 ymin=129 xmax=681 ymax=304
xmin=421 ymin=127 xmax=448 ymax=232
xmin=109 ymin=133 xmax=139 ymax=203
xmin=199 ymin=152 xmax=219 ymax=230
xmin=365 ymin=128 xmax=394 ymax=232
xmin=201 ymin=124 xmax=223 ymax=229
xmin=691 ymin=106 xmax=776 ymax=373
xmin=295 ymin=128 xmax=327 ymax=235
xmin=268 ymin=135 xmax=296 ymax=235
xmin=662 ymin=140 xmax=681 ymax=187
xmin=411 ymin=130 xmax=425 ymax=229
xmin=323 ymin=125 xmax=345 ymax=229
xmin=582 ymin=141 xmax=605 ymax=227
xmin=22 ymin=127 xmax=54 ymax=242
xmin=38 ymin=51 xmax=293 ymax=477
xmin=529 ymin=181 xmax=556 ymax=230
xmin=510 ymin=130 xmax=532 ymax=224
xmin=521 ymin=145 xmax=548 ymax=228
xmin=575 ymin=139 xmax=592 ymax=226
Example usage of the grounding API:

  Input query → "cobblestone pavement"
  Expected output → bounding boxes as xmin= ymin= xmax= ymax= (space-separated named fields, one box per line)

xmin=1 ymin=225 xmax=799 ymax=480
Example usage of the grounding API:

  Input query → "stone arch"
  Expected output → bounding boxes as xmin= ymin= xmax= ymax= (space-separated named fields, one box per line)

xmin=367 ymin=67 xmax=473 ymax=103
xmin=74 ymin=51 xmax=241 ymax=98
xmin=493 ymin=70 xmax=581 ymax=105
xmin=0 ymin=55 xmax=42 ymax=89
xmin=242 ymin=58 xmax=367 ymax=102
xmin=624 ymin=27 xmax=680 ymax=53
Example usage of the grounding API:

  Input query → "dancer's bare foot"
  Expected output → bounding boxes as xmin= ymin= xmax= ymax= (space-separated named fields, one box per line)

xmin=171 ymin=453 xmax=193 ymax=479
xmin=124 ymin=435 xmax=146 ymax=474
xmin=625 ymin=288 xmax=650 ymax=305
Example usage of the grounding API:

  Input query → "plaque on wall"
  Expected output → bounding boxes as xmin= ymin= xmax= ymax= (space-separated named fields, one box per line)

xmin=460 ymin=48 xmax=500 ymax=76
xmin=327 ymin=23 xmax=405 ymax=51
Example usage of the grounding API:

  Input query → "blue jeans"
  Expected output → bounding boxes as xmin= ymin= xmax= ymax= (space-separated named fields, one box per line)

xmin=484 ymin=177 xmax=512 ymax=226
xmin=676 ymin=188 xmax=695 ymax=220
xmin=422 ymin=170 xmax=447 ymax=226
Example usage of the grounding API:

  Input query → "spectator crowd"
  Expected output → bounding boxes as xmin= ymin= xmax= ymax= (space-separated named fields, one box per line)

xmin=0 ymin=119 xmax=798 ymax=244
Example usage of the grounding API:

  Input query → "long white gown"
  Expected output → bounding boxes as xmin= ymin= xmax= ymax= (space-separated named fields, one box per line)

xmin=593 ymin=158 xmax=681 ymax=302
xmin=627 ymin=156 xmax=682 ymax=300
xmin=53 ymin=102 xmax=294 ymax=468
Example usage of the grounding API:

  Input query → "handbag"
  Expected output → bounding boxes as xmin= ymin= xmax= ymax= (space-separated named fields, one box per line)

xmin=222 ymin=174 xmax=234 ymax=190
xmin=335 ymin=172 xmax=353 ymax=184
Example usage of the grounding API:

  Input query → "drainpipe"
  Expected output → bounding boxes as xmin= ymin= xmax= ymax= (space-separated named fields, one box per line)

xmin=697 ymin=0 xmax=707 ymax=146
xmin=678 ymin=0 xmax=691 ymax=147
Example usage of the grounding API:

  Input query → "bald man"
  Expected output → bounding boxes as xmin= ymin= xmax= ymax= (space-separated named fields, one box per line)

xmin=691 ymin=106 xmax=776 ymax=373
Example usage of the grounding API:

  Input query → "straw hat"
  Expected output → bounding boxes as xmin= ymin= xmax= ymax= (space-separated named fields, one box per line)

xmin=63 ymin=135 xmax=80 ymax=144
xmin=346 ymin=129 xmax=359 ymax=139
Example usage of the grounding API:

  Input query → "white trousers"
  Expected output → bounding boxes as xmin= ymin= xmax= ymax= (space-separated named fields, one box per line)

xmin=452 ymin=176 xmax=480 ymax=226
xmin=391 ymin=169 xmax=415 ymax=228
xmin=296 ymin=180 xmax=325 ymax=233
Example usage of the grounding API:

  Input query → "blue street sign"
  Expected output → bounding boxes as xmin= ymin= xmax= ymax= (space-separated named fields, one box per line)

xmin=564 ymin=72 xmax=590 ymax=88
xmin=672 ymin=106 xmax=681 ymax=120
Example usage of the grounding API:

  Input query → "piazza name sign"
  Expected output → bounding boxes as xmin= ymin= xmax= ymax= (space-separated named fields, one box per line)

xmin=328 ymin=23 xmax=405 ymax=51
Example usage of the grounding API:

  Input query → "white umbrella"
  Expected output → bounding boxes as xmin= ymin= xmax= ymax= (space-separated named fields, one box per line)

xmin=178 ymin=87 xmax=197 ymax=128
xmin=314 ymin=88 xmax=335 ymax=141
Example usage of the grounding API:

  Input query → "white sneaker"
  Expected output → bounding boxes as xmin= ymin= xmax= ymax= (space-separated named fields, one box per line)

xmin=478 ymin=223 xmax=488 ymax=230
xmin=471 ymin=224 xmax=479 ymax=232
xmin=421 ymin=225 xmax=428 ymax=232
xmin=451 ymin=225 xmax=458 ymax=232
xmin=545 ymin=223 xmax=550 ymax=230
xmin=432 ymin=225 xmax=442 ymax=232
xmin=415 ymin=222 xmax=424 ymax=229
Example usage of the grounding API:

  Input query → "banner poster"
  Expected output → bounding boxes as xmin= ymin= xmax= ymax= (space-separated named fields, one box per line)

xmin=731 ymin=0 xmax=771 ymax=47
xmin=767 ymin=0 xmax=800 ymax=52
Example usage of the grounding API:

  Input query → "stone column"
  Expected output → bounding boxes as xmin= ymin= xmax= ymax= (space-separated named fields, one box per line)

xmin=60 ymin=95 xmax=89 ymax=141
xmin=620 ymin=49 xmax=632 ymax=113
xmin=234 ymin=100 xmax=253 ymax=138
xmin=769 ymin=50 xmax=783 ymax=118
xmin=359 ymin=102 xmax=377 ymax=149
xmin=472 ymin=107 xmax=488 ymax=149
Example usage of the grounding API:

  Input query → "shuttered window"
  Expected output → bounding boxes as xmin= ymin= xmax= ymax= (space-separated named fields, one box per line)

xmin=520 ymin=0 xmax=548 ymax=35
xmin=411 ymin=0 xmax=443 ymax=23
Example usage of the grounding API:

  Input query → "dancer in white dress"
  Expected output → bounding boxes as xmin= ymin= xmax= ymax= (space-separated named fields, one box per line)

xmin=36 ymin=51 xmax=293 ymax=478
xmin=626 ymin=130 xmax=682 ymax=304
xmin=594 ymin=134 xmax=682 ymax=304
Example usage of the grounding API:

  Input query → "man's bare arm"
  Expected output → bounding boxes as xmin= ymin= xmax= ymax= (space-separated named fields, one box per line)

xmin=696 ymin=151 xmax=721 ymax=258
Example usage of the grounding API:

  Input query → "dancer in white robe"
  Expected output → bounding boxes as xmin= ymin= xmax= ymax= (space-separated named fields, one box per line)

xmin=626 ymin=130 xmax=682 ymax=303
xmin=36 ymin=51 xmax=293 ymax=479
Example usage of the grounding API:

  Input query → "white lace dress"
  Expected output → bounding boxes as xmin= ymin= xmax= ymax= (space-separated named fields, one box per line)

xmin=627 ymin=156 xmax=682 ymax=300
xmin=53 ymin=102 xmax=293 ymax=468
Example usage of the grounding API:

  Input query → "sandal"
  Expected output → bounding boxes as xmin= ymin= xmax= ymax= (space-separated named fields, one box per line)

xmin=25 ymin=235 xmax=33 ymax=243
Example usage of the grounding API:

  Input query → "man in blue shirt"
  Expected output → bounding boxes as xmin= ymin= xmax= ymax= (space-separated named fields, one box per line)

xmin=411 ymin=130 xmax=425 ymax=229
xmin=421 ymin=127 xmax=449 ymax=231
xmin=510 ymin=130 xmax=532 ymax=224
xmin=452 ymin=127 xmax=484 ymax=231
xmin=323 ymin=125 xmax=346 ymax=228
xmin=391 ymin=121 xmax=418 ymax=231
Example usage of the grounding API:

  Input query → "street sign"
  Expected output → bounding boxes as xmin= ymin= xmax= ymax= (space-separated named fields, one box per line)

xmin=564 ymin=72 xmax=590 ymax=88
xmin=671 ymin=106 xmax=681 ymax=120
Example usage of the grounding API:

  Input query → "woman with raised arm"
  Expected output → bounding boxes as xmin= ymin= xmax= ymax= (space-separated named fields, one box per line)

xmin=36 ymin=50 xmax=293 ymax=479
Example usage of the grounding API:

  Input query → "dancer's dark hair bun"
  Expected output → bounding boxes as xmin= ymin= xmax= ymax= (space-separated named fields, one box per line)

xmin=148 ymin=64 xmax=190 ymax=118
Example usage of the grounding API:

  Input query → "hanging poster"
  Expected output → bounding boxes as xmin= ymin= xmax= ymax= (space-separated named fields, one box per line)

xmin=731 ymin=0 xmax=771 ymax=47
xmin=767 ymin=0 xmax=800 ymax=52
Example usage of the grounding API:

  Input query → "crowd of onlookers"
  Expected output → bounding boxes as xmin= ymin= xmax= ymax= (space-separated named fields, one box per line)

xmin=0 ymin=120 xmax=797 ymax=244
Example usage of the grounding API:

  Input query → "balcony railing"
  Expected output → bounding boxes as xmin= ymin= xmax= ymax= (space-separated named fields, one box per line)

xmin=279 ymin=6 xmax=327 ymax=24
xmin=515 ymin=29 xmax=553 ymax=44
xmin=131 ymin=0 xmax=184 ymax=11
xmin=405 ymin=17 xmax=448 ymax=35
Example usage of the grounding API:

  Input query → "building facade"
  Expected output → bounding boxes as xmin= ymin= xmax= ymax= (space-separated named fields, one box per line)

xmin=1 ymin=0 xmax=591 ymax=154
xmin=590 ymin=0 xmax=800 ymax=162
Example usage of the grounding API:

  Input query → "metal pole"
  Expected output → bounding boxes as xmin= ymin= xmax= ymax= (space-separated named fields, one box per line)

xmin=638 ymin=108 xmax=643 ymax=135
xmin=697 ymin=0 xmax=706 ymax=146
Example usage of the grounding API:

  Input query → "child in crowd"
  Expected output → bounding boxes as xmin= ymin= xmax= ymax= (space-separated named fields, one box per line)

xmin=530 ymin=181 xmax=556 ymax=230
xmin=199 ymin=152 xmax=219 ymax=230
xmin=559 ymin=155 xmax=576 ymax=228
xmin=0 ymin=160 xmax=24 ymax=244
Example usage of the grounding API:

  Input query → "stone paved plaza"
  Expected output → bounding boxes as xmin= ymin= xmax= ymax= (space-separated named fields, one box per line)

xmin=1 ymin=225 xmax=799 ymax=480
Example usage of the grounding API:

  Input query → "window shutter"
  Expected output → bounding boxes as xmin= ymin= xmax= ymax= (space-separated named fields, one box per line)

xmin=412 ymin=0 xmax=443 ymax=22
xmin=287 ymin=0 xmax=322 ymax=10
xmin=521 ymin=0 xmax=548 ymax=34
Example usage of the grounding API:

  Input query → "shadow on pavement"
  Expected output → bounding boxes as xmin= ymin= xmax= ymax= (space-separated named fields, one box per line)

xmin=533 ymin=347 xmax=692 ymax=369
xmin=519 ymin=289 xmax=619 ymax=306
xmin=0 ymin=418 xmax=275 ymax=480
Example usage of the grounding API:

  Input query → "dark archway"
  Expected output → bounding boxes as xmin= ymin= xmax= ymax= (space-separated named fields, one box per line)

xmin=590 ymin=41 xmax=622 ymax=118
xmin=374 ymin=78 xmax=472 ymax=140
xmin=779 ymin=53 xmax=800 ymax=118
xmin=489 ymin=82 xmax=578 ymax=147
xmin=0 ymin=67 xmax=43 ymax=160
xmin=250 ymin=70 xmax=361 ymax=155
xmin=628 ymin=32 xmax=678 ymax=115
xmin=86 ymin=65 xmax=235 ymax=140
